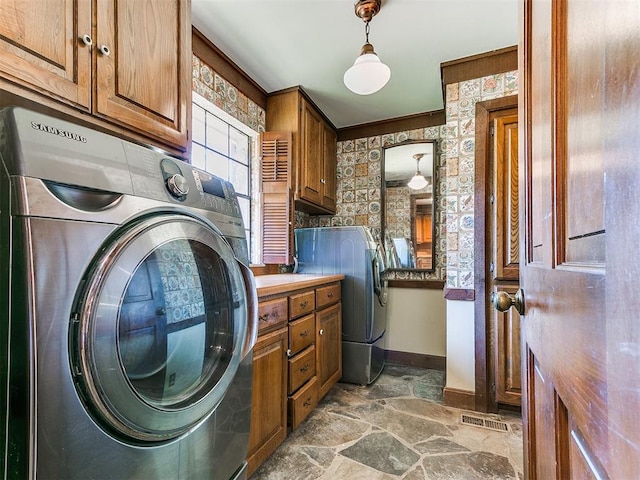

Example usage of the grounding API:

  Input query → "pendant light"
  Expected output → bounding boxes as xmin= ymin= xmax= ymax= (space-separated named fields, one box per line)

xmin=343 ymin=0 xmax=391 ymax=95
xmin=407 ymin=153 xmax=429 ymax=190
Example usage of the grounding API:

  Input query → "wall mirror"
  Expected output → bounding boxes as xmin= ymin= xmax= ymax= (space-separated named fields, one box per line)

xmin=382 ymin=140 xmax=436 ymax=272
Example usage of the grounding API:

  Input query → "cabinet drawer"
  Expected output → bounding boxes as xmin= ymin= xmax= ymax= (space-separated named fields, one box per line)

xmin=316 ymin=283 xmax=341 ymax=309
xmin=288 ymin=345 xmax=316 ymax=393
xmin=288 ymin=314 xmax=315 ymax=356
xmin=289 ymin=290 xmax=315 ymax=319
xmin=258 ymin=297 xmax=288 ymax=333
xmin=288 ymin=376 xmax=318 ymax=430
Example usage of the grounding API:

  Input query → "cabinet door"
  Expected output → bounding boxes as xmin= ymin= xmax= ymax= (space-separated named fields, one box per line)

xmin=260 ymin=132 xmax=294 ymax=264
xmin=0 ymin=0 xmax=91 ymax=109
xmin=247 ymin=327 xmax=288 ymax=477
xmin=316 ymin=302 xmax=342 ymax=399
xmin=299 ymin=99 xmax=323 ymax=205
xmin=95 ymin=0 xmax=190 ymax=150
xmin=321 ymin=123 xmax=337 ymax=212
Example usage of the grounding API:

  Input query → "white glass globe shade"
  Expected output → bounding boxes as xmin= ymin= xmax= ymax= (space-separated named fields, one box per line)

xmin=343 ymin=53 xmax=391 ymax=95
xmin=407 ymin=174 xmax=429 ymax=190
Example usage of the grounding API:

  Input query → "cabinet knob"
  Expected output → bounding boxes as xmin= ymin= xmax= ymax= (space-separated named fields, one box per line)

xmin=319 ymin=329 xmax=324 ymax=336
xmin=286 ymin=349 xmax=292 ymax=357
xmin=81 ymin=34 xmax=93 ymax=48
xmin=320 ymin=178 xmax=326 ymax=184
xmin=98 ymin=44 xmax=111 ymax=56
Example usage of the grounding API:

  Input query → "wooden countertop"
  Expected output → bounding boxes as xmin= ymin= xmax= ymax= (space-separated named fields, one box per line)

xmin=254 ymin=274 xmax=344 ymax=298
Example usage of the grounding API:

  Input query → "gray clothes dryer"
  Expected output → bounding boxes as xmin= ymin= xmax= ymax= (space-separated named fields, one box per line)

xmin=0 ymin=107 xmax=257 ymax=480
xmin=295 ymin=226 xmax=388 ymax=385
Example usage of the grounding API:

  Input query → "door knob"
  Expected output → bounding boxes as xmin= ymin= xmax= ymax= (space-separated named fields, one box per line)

xmin=491 ymin=289 xmax=525 ymax=315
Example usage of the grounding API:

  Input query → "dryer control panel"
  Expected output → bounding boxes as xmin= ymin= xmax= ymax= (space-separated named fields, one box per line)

xmin=1 ymin=106 xmax=248 ymax=263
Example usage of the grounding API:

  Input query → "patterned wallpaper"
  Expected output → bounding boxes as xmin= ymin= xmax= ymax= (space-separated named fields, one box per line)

xmin=192 ymin=51 xmax=519 ymax=287
xmin=307 ymin=130 xmax=447 ymax=282
xmin=192 ymin=54 xmax=266 ymax=133
xmin=442 ymin=71 xmax=518 ymax=289
xmin=307 ymin=70 xmax=518 ymax=285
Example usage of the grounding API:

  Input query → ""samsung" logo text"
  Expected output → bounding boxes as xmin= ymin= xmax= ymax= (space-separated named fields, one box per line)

xmin=30 ymin=122 xmax=87 ymax=143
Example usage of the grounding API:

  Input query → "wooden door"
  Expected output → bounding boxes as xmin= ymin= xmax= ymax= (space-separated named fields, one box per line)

xmin=247 ymin=327 xmax=288 ymax=476
xmin=489 ymin=111 xmax=521 ymax=407
xmin=519 ymin=0 xmax=640 ymax=477
xmin=0 ymin=0 xmax=91 ymax=109
xmin=298 ymin=99 xmax=323 ymax=206
xmin=315 ymin=302 xmax=342 ymax=399
xmin=95 ymin=0 xmax=190 ymax=150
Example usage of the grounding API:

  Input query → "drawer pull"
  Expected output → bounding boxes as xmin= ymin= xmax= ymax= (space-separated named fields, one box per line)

xmin=259 ymin=313 xmax=270 ymax=322
xmin=303 ymin=398 xmax=312 ymax=407
xmin=299 ymin=330 xmax=308 ymax=337
xmin=327 ymin=292 xmax=334 ymax=298
xmin=300 ymin=363 xmax=309 ymax=372
xmin=299 ymin=300 xmax=308 ymax=309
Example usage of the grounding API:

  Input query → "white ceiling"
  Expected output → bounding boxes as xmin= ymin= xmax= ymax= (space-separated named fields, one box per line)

xmin=191 ymin=0 xmax=518 ymax=129
xmin=384 ymin=141 xmax=434 ymax=181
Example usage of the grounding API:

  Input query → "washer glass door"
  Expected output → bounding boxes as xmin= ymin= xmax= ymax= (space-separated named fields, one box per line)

xmin=71 ymin=214 xmax=250 ymax=443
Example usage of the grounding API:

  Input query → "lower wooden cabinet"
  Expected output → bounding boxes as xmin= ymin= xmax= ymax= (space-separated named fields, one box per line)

xmin=288 ymin=376 xmax=318 ymax=430
xmin=248 ymin=278 xmax=342 ymax=475
xmin=316 ymin=302 xmax=342 ymax=399
xmin=288 ymin=345 xmax=316 ymax=393
xmin=246 ymin=327 xmax=288 ymax=477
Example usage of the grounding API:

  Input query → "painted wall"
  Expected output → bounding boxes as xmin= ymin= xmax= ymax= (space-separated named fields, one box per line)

xmin=385 ymin=288 xmax=446 ymax=357
xmin=445 ymin=300 xmax=475 ymax=390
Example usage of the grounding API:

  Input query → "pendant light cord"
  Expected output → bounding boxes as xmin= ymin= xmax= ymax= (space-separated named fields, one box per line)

xmin=365 ymin=21 xmax=371 ymax=43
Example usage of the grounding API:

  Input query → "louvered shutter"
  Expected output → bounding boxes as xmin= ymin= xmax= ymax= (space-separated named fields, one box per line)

xmin=259 ymin=132 xmax=294 ymax=265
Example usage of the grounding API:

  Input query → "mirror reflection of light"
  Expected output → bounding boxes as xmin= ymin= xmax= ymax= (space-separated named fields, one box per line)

xmin=407 ymin=153 xmax=429 ymax=190
xmin=407 ymin=173 xmax=428 ymax=190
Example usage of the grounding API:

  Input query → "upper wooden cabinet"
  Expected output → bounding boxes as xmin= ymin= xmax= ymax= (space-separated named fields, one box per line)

xmin=266 ymin=87 xmax=337 ymax=215
xmin=0 ymin=0 xmax=191 ymax=154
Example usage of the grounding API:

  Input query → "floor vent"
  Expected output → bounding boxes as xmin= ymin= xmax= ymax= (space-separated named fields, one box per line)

xmin=460 ymin=414 xmax=510 ymax=432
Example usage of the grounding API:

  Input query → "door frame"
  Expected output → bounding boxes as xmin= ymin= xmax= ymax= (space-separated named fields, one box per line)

xmin=473 ymin=94 xmax=518 ymax=413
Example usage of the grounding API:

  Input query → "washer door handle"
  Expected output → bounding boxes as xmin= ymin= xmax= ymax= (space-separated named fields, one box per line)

xmin=238 ymin=261 xmax=258 ymax=360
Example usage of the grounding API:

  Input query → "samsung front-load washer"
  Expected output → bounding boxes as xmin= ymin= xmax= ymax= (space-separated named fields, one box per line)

xmin=0 ymin=107 xmax=258 ymax=479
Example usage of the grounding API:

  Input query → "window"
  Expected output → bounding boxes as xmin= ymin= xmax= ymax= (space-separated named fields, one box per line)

xmin=191 ymin=92 xmax=259 ymax=263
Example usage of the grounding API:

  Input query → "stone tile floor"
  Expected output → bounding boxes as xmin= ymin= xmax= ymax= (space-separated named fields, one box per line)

xmin=250 ymin=364 xmax=523 ymax=480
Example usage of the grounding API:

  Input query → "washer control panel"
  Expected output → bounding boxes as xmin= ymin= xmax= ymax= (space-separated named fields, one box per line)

xmin=160 ymin=159 xmax=190 ymax=200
